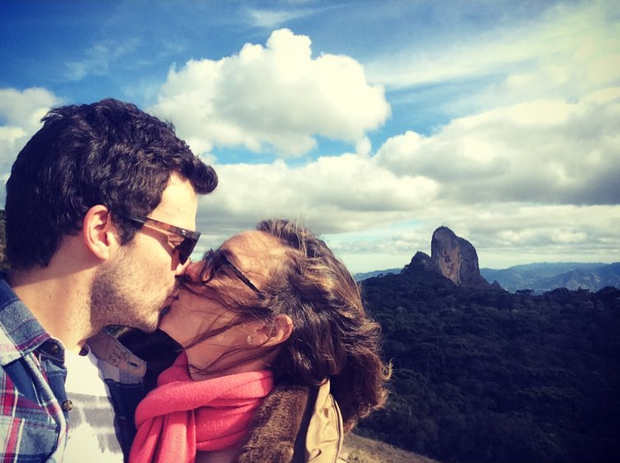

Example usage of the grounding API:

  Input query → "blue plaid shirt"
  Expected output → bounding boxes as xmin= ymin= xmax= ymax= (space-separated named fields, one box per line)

xmin=0 ymin=277 xmax=146 ymax=462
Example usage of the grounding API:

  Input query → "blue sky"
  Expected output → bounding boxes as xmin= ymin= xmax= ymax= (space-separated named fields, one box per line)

xmin=1 ymin=0 xmax=619 ymax=273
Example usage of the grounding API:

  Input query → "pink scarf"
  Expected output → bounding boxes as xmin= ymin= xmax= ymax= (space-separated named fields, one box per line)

xmin=129 ymin=353 xmax=274 ymax=463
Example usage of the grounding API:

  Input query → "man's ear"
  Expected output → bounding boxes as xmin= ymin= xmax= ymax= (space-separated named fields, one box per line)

xmin=248 ymin=314 xmax=293 ymax=347
xmin=82 ymin=205 xmax=120 ymax=260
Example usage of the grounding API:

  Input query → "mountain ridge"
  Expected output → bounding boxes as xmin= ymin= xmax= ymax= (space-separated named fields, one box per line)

xmin=352 ymin=227 xmax=619 ymax=292
xmin=480 ymin=261 xmax=620 ymax=292
xmin=356 ymin=261 xmax=620 ymax=292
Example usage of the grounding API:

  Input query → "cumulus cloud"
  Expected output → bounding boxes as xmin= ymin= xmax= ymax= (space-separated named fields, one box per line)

xmin=190 ymin=79 xmax=620 ymax=269
xmin=2 ymin=8 xmax=618 ymax=272
xmin=150 ymin=28 xmax=390 ymax=157
xmin=0 ymin=87 xmax=60 ymax=131
xmin=320 ymin=203 xmax=620 ymax=272
xmin=0 ymin=87 xmax=61 ymax=172
xmin=196 ymin=153 xmax=438 ymax=242
xmin=374 ymin=88 xmax=620 ymax=205
xmin=441 ymin=203 xmax=620 ymax=267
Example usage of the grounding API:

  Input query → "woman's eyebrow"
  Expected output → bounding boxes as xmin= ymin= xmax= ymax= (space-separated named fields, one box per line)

xmin=220 ymin=247 xmax=241 ymax=265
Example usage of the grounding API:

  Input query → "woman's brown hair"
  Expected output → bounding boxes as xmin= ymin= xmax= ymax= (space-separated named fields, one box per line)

xmin=185 ymin=218 xmax=391 ymax=431
xmin=260 ymin=219 xmax=391 ymax=430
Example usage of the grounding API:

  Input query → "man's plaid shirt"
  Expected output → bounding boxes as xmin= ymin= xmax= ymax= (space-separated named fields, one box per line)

xmin=0 ymin=278 xmax=146 ymax=462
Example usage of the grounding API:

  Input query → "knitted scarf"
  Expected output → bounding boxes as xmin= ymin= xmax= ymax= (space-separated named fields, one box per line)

xmin=129 ymin=353 xmax=274 ymax=463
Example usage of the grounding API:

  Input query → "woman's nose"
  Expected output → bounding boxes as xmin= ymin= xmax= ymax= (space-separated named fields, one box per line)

xmin=180 ymin=260 xmax=204 ymax=282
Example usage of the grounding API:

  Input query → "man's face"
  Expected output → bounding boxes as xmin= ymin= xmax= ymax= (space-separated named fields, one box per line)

xmin=90 ymin=173 xmax=198 ymax=332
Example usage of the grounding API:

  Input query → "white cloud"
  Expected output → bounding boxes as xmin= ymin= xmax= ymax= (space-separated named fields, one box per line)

xmin=0 ymin=87 xmax=61 ymax=170
xmin=374 ymin=89 xmax=620 ymax=205
xmin=65 ymin=39 xmax=140 ymax=81
xmin=368 ymin=1 xmax=620 ymax=117
xmin=195 ymin=153 xmax=438 ymax=243
xmin=320 ymin=203 xmax=620 ymax=272
xmin=150 ymin=28 xmax=391 ymax=157
xmin=370 ymin=2 xmax=617 ymax=87
xmin=0 ymin=87 xmax=60 ymax=131
xmin=355 ymin=137 xmax=372 ymax=157
xmin=422 ymin=202 xmax=620 ymax=265
xmin=2 ymin=8 xmax=619 ymax=274
xmin=246 ymin=7 xmax=315 ymax=29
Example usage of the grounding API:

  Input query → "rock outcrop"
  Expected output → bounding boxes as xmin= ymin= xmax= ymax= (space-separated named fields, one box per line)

xmin=407 ymin=251 xmax=436 ymax=273
xmin=405 ymin=226 xmax=495 ymax=289
xmin=431 ymin=226 xmax=490 ymax=289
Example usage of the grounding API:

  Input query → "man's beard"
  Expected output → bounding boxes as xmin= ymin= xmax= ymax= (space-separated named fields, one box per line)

xmin=90 ymin=256 xmax=162 ymax=333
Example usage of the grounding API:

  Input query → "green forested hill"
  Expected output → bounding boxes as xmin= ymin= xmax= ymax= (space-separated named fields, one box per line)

xmin=357 ymin=270 xmax=620 ymax=463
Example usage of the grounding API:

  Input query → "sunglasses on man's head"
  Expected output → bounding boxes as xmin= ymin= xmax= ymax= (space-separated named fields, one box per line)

xmin=200 ymin=248 xmax=266 ymax=299
xmin=123 ymin=215 xmax=200 ymax=265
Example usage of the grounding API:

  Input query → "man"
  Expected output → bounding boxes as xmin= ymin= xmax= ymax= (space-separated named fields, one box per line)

xmin=0 ymin=99 xmax=217 ymax=462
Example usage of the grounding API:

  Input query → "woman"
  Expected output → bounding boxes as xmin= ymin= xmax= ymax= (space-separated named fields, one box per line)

xmin=129 ymin=219 xmax=391 ymax=463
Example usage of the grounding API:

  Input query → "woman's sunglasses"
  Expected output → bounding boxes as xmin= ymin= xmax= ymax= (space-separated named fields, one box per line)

xmin=200 ymin=248 xmax=266 ymax=299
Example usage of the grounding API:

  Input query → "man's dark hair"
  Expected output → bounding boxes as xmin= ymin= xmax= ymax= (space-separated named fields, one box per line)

xmin=5 ymin=98 xmax=218 ymax=269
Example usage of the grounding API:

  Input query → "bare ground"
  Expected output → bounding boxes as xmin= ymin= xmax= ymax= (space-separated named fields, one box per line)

xmin=342 ymin=433 xmax=441 ymax=463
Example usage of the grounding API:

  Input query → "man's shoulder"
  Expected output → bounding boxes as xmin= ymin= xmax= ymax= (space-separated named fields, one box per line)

xmin=0 ymin=278 xmax=67 ymax=463
xmin=0 ymin=276 xmax=50 ymax=367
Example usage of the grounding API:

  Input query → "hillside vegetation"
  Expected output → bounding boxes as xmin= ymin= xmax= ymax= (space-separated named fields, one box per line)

xmin=357 ymin=270 xmax=620 ymax=463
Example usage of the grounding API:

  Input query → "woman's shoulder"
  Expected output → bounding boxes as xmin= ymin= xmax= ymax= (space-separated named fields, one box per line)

xmin=305 ymin=380 xmax=345 ymax=462
xmin=234 ymin=380 xmax=345 ymax=463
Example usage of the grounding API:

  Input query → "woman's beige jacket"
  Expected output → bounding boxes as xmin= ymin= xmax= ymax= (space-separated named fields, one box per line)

xmin=232 ymin=379 xmax=346 ymax=463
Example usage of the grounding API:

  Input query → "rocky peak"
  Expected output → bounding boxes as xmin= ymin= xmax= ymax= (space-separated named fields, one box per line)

xmin=431 ymin=226 xmax=490 ymax=289
xmin=405 ymin=226 xmax=494 ymax=289
xmin=408 ymin=251 xmax=437 ymax=272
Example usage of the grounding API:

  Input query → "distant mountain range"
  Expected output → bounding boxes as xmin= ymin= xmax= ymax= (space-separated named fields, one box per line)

xmin=355 ymin=268 xmax=401 ymax=281
xmin=480 ymin=262 xmax=620 ymax=293
xmin=356 ymin=261 xmax=620 ymax=293
xmin=353 ymin=226 xmax=620 ymax=293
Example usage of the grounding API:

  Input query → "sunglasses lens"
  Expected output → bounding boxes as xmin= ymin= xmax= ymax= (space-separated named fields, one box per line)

xmin=177 ymin=238 xmax=197 ymax=265
xmin=199 ymin=250 xmax=218 ymax=282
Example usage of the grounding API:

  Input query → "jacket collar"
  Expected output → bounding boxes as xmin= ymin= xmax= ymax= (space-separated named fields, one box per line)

xmin=0 ymin=276 xmax=52 ymax=367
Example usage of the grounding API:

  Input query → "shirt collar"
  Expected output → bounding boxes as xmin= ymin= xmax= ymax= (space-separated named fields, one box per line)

xmin=0 ymin=276 xmax=52 ymax=366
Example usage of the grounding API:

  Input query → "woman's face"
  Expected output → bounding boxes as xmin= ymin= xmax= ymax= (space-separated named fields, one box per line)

xmin=159 ymin=230 xmax=286 ymax=369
